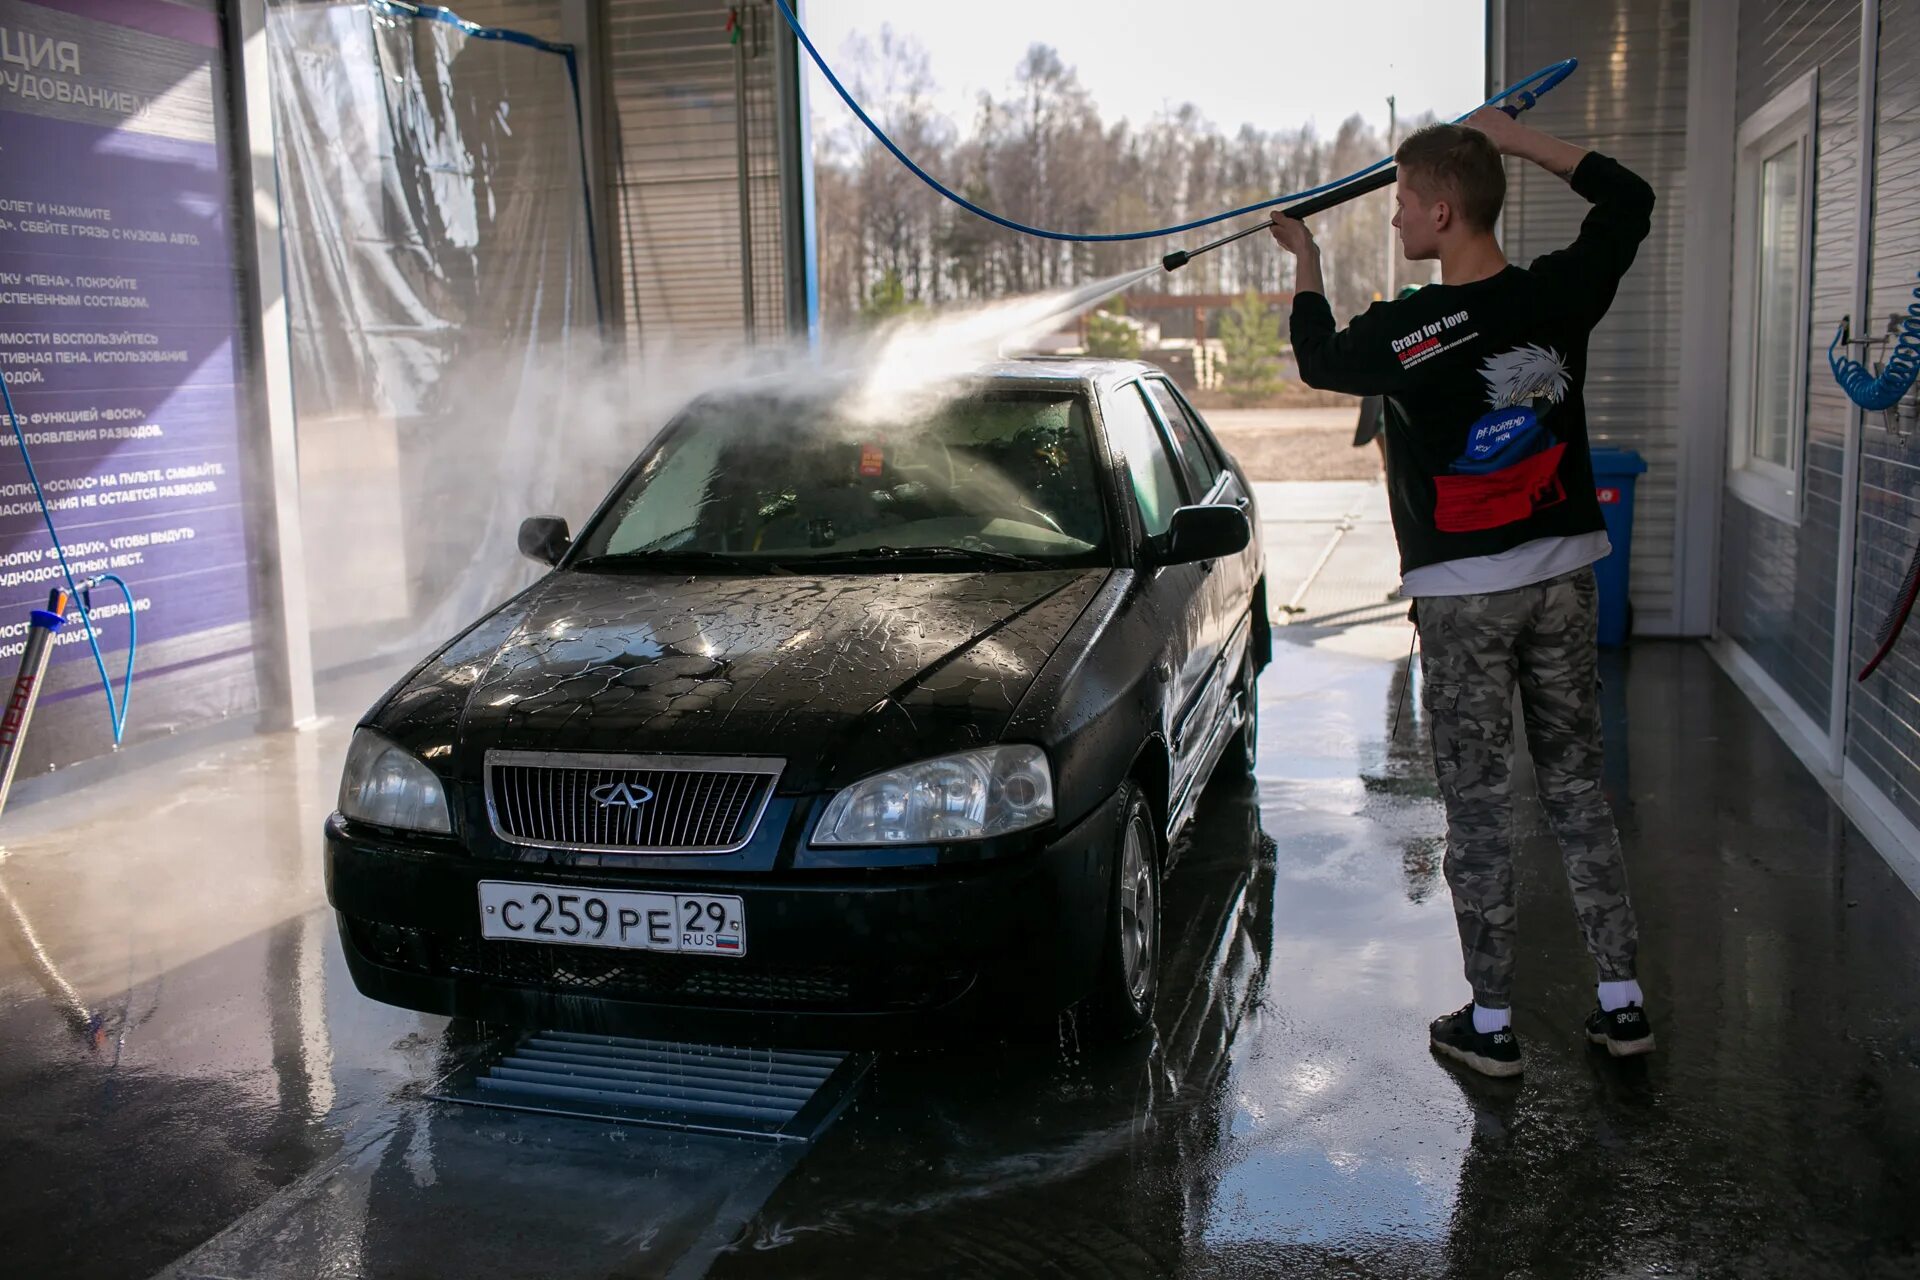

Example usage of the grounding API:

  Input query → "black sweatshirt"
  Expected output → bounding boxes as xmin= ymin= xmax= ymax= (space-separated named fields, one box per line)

xmin=1289 ymin=153 xmax=1656 ymax=574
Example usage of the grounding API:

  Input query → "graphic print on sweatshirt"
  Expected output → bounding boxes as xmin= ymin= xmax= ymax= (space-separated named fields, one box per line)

xmin=1432 ymin=344 xmax=1571 ymax=533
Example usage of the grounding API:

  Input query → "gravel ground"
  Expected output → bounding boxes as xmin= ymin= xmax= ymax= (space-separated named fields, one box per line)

xmin=1204 ymin=405 xmax=1384 ymax=482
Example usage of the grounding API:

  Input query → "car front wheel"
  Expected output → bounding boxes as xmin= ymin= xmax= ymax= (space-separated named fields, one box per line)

xmin=1083 ymin=781 xmax=1162 ymax=1042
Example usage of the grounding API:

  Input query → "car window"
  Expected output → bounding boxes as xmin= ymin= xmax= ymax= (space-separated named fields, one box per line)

xmin=597 ymin=420 xmax=728 ymax=556
xmin=1103 ymin=383 xmax=1184 ymax=538
xmin=574 ymin=391 xmax=1111 ymax=567
xmin=1145 ymin=379 xmax=1222 ymax=500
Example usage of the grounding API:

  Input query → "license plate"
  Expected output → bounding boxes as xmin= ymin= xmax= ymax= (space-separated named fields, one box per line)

xmin=477 ymin=881 xmax=746 ymax=957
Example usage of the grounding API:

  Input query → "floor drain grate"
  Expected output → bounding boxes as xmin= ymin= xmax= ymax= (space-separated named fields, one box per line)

xmin=431 ymin=1031 xmax=869 ymax=1143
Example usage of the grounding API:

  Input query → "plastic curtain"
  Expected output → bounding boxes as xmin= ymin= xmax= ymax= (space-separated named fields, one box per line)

xmin=267 ymin=2 xmax=602 ymax=669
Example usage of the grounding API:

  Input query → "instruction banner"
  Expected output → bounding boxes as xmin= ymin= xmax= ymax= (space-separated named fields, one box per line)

xmin=0 ymin=0 xmax=253 ymax=678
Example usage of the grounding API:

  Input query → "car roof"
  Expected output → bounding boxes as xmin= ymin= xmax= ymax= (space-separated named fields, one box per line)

xmin=973 ymin=356 xmax=1164 ymax=392
xmin=673 ymin=357 xmax=1163 ymax=415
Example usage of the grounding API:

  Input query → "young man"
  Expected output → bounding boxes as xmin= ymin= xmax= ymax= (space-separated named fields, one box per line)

xmin=1267 ymin=110 xmax=1657 ymax=1078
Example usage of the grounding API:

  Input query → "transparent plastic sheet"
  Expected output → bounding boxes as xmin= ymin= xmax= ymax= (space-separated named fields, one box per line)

xmin=266 ymin=2 xmax=602 ymax=671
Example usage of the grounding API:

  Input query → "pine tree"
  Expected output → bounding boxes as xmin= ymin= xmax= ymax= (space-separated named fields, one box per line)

xmin=1084 ymin=301 xmax=1142 ymax=359
xmin=1218 ymin=290 xmax=1282 ymax=406
xmin=858 ymin=269 xmax=918 ymax=326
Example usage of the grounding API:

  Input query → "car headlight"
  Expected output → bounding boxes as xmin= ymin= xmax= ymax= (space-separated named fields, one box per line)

xmin=812 ymin=745 xmax=1055 ymax=846
xmin=338 ymin=730 xmax=453 ymax=834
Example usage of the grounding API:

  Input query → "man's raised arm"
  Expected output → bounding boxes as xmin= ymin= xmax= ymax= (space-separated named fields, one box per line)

xmin=1467 ymin=108 xmax=1656 ymax=317
xmin=1269 ymin=214 xmax=1406 ymax=397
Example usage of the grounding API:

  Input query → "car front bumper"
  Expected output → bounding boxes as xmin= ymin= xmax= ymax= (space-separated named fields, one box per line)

xmin=324 ymin=787 xmax=1122 ymax=1045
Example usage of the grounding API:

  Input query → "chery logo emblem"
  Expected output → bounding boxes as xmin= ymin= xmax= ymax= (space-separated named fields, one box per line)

xmin=590 ymin=781 xmax=656 ymax=809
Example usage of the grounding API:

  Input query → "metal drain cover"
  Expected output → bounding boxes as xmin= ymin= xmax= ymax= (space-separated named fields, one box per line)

xmin=432 ymin=1031 xmax=869 ymax=1142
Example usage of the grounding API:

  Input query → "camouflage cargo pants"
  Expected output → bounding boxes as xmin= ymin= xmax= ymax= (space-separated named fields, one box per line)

xmin=1414 ymin=567 xmax=1638 ymax=1009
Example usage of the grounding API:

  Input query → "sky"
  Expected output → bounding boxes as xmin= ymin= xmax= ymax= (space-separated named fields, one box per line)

xmin=800 ymin=0 xmax=1487 ymax=140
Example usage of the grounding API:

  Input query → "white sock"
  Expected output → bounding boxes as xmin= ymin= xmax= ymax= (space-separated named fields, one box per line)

xmin=1597 ymin=979 xmax=1643 ymax=1012
xmin=1471 ymin=1003 xmax=1511 ymax=1034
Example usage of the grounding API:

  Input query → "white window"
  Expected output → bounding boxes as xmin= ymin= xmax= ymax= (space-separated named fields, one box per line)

xmin=1728 ymin=71 xmax=1817 ymax=524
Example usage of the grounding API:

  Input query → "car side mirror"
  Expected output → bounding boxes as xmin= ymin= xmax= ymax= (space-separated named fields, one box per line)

xmin=518 ymin=515 xmax=571 ymax=567
xmin=1154 ymin=504 xmax=1251 ymax=567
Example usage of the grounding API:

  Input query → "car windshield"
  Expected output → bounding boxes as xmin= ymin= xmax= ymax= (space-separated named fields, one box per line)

xmin=572 ymin=390 xmax=1109 ymax=569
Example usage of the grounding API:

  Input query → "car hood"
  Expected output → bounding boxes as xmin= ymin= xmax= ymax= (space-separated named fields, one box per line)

xmin=368 ymin=568 xmax=1106 ymax=792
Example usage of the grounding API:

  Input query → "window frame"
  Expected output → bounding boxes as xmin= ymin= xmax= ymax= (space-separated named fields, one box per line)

xmin=1102 ymin=379 xmax=1193 ymax=546
xmin=1727 ymin=69 xmax=1818 ymax=526
xmin=1157 ymin=379 xmax=1234 ymax=478
xmin=1140 ymin=376 xmax=1225 ymax=502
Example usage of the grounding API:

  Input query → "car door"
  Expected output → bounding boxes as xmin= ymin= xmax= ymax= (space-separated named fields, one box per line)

xmin=1136 ymin=379 xmax=1244 ymax=756
xmin=1136 ymin=376 xmax=1259 ymax=602
xmin=1100 ymin=380 xmax=1218 ymax=814
xmin=1183 ymin=384 xmax=1265 ymax=661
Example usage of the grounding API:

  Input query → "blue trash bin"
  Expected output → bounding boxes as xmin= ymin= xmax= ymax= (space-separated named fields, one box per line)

xmin=1589 ymin=446 xmax=1646 ymax=647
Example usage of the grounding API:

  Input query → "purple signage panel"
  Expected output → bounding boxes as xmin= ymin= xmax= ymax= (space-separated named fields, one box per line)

xmin=0 ymin=0 xmax=254 ymax=681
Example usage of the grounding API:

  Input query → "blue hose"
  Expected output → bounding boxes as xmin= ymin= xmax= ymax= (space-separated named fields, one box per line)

xmin=772 ymin=0 xmax=1578 ymax=244
xmin=0 ymin=374 xmax=136 ymax=745
xmin=1829 ymin=271 xmax=1920 ymax=412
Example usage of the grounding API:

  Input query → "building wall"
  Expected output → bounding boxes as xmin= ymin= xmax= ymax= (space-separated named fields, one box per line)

xmin=1701 ymin=0 xmax=1920 ymax=850
xmin=1498 ymin=0 xmax=1691 ymax=633
xmin=1498 ymin=0 xmax=1920 ymax=873
xmin=1848 ymin=0 xmax=1920 ymax=830
xmin=1716 ymin=0 xmax=1862 ymax=724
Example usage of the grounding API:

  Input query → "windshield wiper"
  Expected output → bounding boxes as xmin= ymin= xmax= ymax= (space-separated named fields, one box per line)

xmin=570 ymin=550 xmax=795 ymax=575
xmin=798 ymin=545 xmax=1051 ymax=571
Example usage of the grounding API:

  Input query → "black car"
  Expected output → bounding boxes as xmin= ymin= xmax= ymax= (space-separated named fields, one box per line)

xmin=326 ymin=358 xmax=1270 ymax=1043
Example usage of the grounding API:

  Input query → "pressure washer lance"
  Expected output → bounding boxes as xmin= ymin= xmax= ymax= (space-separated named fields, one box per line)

xmin=1160 ymin=98 xmax=1538 ymax=273
xmin=1161 ymin=167 xmax=1402 ymax=271
xmin=0 ymin=588 xmax=69 ymax=822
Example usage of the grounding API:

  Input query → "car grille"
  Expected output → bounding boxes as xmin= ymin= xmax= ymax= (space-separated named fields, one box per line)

xmin=346 ymin=919 xmax=964 ymax=1012
xmin=486 ymin=752 xmax=782 ymax=853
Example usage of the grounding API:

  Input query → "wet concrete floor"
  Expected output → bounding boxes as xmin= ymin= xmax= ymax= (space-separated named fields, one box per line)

xmin=1 ymin=631 xmax=1917 ymax=1278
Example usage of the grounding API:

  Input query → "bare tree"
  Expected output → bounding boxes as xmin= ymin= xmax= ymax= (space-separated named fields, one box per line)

xmin=813 ymin=41 xmax=1417 ymax=332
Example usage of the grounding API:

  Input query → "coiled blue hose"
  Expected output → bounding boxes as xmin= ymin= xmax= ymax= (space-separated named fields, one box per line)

xmin=772 ymin=0 xmax=1577 ymax=244
xmin=0 ymin=374 xmax=136 ymax=745
xmin=1829 ymin=270 xmax=1920 ymax=412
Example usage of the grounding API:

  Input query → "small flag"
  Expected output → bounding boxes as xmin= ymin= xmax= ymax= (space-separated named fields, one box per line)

xmin=726 ymin=9 xmax=740 ymax=44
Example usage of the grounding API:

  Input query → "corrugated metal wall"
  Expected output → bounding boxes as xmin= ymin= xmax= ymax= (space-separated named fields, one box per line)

xmin=446 ymin=0 xmax=563 ymax=41
xmin=1499 ymin=0 xmax=1690 ymax=633
xmin=1849 ymin=0 xmax=1920 ymax=829
xmin=1716 ymin=0 xmax=1862 ymax=724
xmin=604 ymin=0 xmax=787 ymax=352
